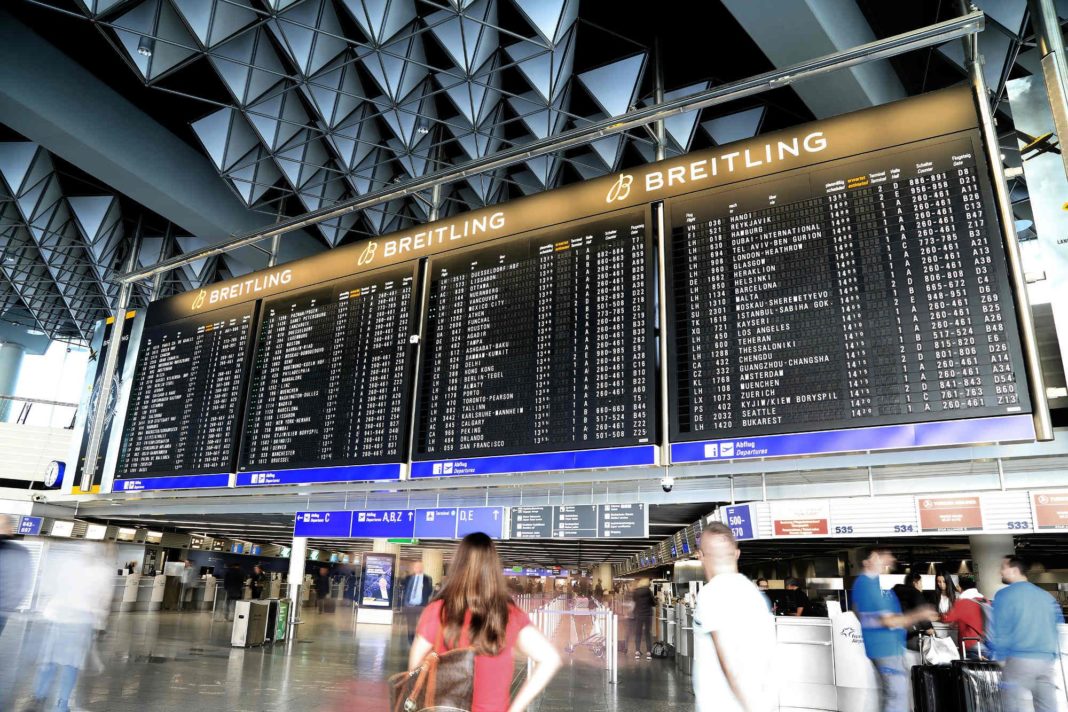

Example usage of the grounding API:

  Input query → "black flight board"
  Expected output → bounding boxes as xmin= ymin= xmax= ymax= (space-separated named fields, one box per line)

xmin=116 ymin=302 xmax=256 ymax=478
xmin=553 ymin=505 xmax=598 ymax=538
xmin=667 ymin=133 xmax=1031 ymax=442
xmin=239 ymin=264 xmax=417 ymax=471
xmin=598 ymin=504 xmax=647 ymax=538
xmin=510 ymin=506 xmax=555 ymax=539
xmin=414 ymin=207 xmax=657 ymax=459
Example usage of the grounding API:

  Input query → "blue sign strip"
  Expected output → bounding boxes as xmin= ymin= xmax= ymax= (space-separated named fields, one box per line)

xmin=410 ymin=445 xmax=657 ymax=478
xmin=17 ymin=516 xmax=42 ymax=536
xmin=670 ymin=415 xmax=1035 ymax=464
xmin=294 ymin=511 xmax=354 ymax=537
xmin=413 ymin=508 xmax=458 ymax=539
xmin=235 ymin=463 xmax=402 ymax=487
xmin=723 ymin=504 xmax=756 ymax=541
xmin=114 ymin=473 xmax=231 ymax=492
xmin=456 ymin=507 xmax=506 ymax=539
xmin=350 ymin=510 xmax=416 ymax=539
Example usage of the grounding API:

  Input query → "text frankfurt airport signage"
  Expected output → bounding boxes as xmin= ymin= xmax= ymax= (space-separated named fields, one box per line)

xmin=111 ymin=86 xmax=1039 ymax=491
xmin=917 ymin=496 xmax=984 ymax=532
xmin=1032 ymin=492 xmax=1068 ymax=529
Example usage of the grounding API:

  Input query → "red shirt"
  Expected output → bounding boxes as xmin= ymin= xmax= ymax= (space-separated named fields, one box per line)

xmin=416 ymin=600 xmax=531 ymax=712
xmin=943 ymin=597 xmax=984 ymax=649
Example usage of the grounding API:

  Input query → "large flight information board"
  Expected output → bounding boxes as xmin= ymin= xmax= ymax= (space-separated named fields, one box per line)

xmin=115 ymin=302 xmax=256 ymax=488
xmin=413 ymin=208 xmax=657 ymax=467
xmin=237 ymin=264 xmax=417 ymax=484
xmin=667 ymin=133 xmax=1032 ymax=456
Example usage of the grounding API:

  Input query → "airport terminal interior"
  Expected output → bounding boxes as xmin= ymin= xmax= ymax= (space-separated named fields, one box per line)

xmin=4 ymin=1 xmax=1068 ymax=711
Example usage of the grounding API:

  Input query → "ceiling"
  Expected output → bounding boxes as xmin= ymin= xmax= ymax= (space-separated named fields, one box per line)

xmin=2 ymin=0 xmax=1048 ymax=343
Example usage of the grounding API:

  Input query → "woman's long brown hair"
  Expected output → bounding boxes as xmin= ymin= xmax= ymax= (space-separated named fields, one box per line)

xmin=439 ymin=532 xmax=513 ymax=655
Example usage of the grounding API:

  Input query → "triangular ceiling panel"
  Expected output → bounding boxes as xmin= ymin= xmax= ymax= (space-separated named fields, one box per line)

xmin=191 ymin=107 xmax=260 ymax=172
xmin=111 ymin=0 xmax=200 ymax=82
xmin=246 ymin=88 xmax=312 ymax=151
xmin=361 ymin=28 xmax=427 ymax=102
xmin=504 ymin=25 xmax=575 ymax=103
xmin=340 ymin=0 xmax=417 ymax=46
xmin=68 ymin=196 xmax=116 ymax=242
xmin=657 ymin=82 xmax=710 ymax=153
xmin=327 ymin=104 xmax=382 ymax=171
xmin=427 ymin=0 xmax=498 ymax=74
xmin=512 ymin=0 xmax=578 ymax=46
xmin=303 ymin=54 xmax=368 ymax=129
xmin=208 ymin=28 xmax=288 ymax=106
xmin=269 ymin=0 xmax=349 ymax=77
xmin=0 ymin=143 xmax=41 ymax=197
xmin=171 ymin=0 xmax=258 ymax=48
xmin=224 ymin=146 xmax=282 ymax=206
xmin=437 ymin=55 xmax=501 ymax=125
xmin=577 ymin=52 xmax=646 ymax=118
xmin=507 ymin=89 xmax=568 ymax=140
xmin=701 ymin=105 xmax=766 ymax=145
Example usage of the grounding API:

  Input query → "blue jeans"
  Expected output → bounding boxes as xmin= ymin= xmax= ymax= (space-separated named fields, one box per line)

xmin=872 ymin=655 xmax=908 ymax=712
xmin=34 ymin=663 xmax=79 ymax=711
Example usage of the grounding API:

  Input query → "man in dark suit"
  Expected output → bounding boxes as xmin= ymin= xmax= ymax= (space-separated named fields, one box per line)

xmin=402 ymin=561 xmax=433 ymax=644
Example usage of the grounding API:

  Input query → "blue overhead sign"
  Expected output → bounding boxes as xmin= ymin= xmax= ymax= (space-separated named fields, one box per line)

xmin=456 ymin=507 xmax=506 ymax=539
xmin=411 ymin=445 xmax=657 ymax=478
xmin=723 ymin=504 xmax=756 ymax=541
xmin=293 ymin=511 xmax=354 ymax=538
xmin=413 ymin=508 xmax=458 ymax=539
xmin=350 ymin=510 xmax=416 ymax=539
xmin=17 ymin=516 xmax=42 ymax=536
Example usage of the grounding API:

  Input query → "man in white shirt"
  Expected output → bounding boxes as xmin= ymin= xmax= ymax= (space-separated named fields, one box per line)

xmin=692 ymin=522 xmax=776 ymax=712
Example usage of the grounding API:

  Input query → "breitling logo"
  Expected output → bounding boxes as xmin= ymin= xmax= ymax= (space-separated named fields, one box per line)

xmin=191 ymin=290 xmax=206 ymax=310
xmin=606 ymin=173 xmax=633 ymax=203
xmin=358 ymin=240 xmax=378 ymax=266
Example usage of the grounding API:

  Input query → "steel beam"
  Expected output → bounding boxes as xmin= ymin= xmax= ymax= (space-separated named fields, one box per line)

xmin=119 ymin=9 xmax=986 ymax=285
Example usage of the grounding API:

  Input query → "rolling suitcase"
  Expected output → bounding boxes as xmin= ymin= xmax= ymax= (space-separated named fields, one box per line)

xmin=912 ymin=664 xmax=958 ymax=712
xmin=953 ymin=660 xmax=1002 ymax=712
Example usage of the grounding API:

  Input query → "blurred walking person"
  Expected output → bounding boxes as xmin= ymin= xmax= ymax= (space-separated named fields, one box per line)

xmin=408 ymin=533 xmax=561 ymax=712
xmin=692 ymin=522 xmax=776 ymax=712
xmin=315 ymin=566 xmax=331 ymax=613
xmin=992 ymin=556 xmax=1064 ymax=712
xmin=0 ymin=515 xmax=30 ymax=637
xmin=630 ymin=578 xmax=655 ymax=660
xmin=401 ymin=561 xmax=433 ymax=644
xmin=0 ymin=515 xmax=31 ymax=712
xmin=24 ymin=543 xmax=113 ymax=712
xmin=852 ymin=547 xmax=937 ymax=712
xmin=223 ymin=564 xmax=244 ymax=621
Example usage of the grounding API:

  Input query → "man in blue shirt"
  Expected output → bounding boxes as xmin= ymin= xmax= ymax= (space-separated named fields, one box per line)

xmin=852 ymin=547 xmax=937 ymax=712
xmin=402 ymin=562 xmax=433 ymax=644
xmin=992 ymin=556 xmax=1064 ymax=712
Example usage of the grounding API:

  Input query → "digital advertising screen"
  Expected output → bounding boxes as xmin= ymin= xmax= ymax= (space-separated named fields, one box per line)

xmin=360 ymin=553 xmax=396 ymax=608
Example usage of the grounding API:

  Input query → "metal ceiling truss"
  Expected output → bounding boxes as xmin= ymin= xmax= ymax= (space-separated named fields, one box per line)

xmin=36 ymin=0 xmax=718 ymax=247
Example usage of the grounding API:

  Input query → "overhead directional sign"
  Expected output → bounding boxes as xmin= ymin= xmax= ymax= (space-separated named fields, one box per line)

xmin=598 ymin=504 xmax=648 ymax=538
xmin=350 ymin=510 xmax=416 ymax=539
xmin=510 ymin=506 xmax=555 ymax=539
xmin=456 ymin=507 xmax=506 ymax=539
xmin=413 ymin=508 xmax=458 ymax=539
xmin=723 ymin=504 xmax=756 ymax=541
xmin=294 ymin=511 xmax=353 ymax=537
xmin=554 ymin=505 xmax=598 ymax=538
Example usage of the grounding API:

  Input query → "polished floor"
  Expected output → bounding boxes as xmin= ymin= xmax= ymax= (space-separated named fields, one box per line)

xmin=0 ymin=607 xmax=693 ymax=711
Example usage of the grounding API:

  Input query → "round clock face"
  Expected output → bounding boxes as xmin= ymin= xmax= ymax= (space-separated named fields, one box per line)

xmin=45 ymin=460 xmax=64 ymax=488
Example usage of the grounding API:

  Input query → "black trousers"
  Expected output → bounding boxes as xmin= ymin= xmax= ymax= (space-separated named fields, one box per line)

xmin=632 ymin=614 xmax=652 ymax=654
xmin=404 ymin=606 xmax=425 ymax=644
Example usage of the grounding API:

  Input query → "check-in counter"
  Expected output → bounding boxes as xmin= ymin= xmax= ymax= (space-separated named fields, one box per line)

xmin=776 ymin=617 xmax=838 ymax=712
xmin=675 ymin=603 xmax=693 ymax=676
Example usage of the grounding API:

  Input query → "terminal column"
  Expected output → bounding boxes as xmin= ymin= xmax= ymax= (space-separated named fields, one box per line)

xmin=288 ymin=536 xmax=308 ymax=614
xmin=0 ymin=342 xmax=24 ymax=421
xmin=372 ymin=539 xmax=400 ymax=556
xmin=969 ymin=534 xmax=1014 ymax=597
xmin=596 ymin=563 xmax=614 ymax=593
xmin=421 ymin=549 xmax=443 ymax=588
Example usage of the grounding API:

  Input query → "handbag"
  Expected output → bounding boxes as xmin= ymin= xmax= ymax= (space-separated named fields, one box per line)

xmin=920 ymin=633 xmax=960 ymax=665
xmin=389 ymin=623 xmax=476 ymax=712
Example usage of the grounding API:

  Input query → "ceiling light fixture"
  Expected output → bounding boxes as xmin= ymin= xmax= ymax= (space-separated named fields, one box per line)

xmin=137 ymin=36 xmax=155 ymax=57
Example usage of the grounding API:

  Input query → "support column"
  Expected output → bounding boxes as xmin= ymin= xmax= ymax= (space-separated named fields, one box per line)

xmin=0 ymin=342 xmax=24 ymax=421
xmin=1027 ymin=0 xmax=1068 ymax=180
xmin=372 ymin=539 xmax=400 ymax=556
xmin=969 ymin=534 xmax=1014 ymax=597
xmin=288 ymin=536 xmax=308 ymax=616
xmin=421 ymin=549 xmax=443 ymax=588
xmin=596 ymin=563 xmax=614 ymax=594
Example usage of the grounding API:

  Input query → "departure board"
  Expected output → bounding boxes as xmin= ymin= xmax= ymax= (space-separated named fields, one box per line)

xmin=115 ymin=302 xmax=256 ymax=479
xmin=667 ymin=133 xmax=1031 ymax=443
xmin=239 ymin=264 xmax=417 ymax=472
xmin=414 ymin=207 xmax=657 ymax=459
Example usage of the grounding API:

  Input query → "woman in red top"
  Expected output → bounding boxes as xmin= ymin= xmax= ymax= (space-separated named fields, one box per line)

xmin=409 ymin=533 xmax=562 ymax=712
